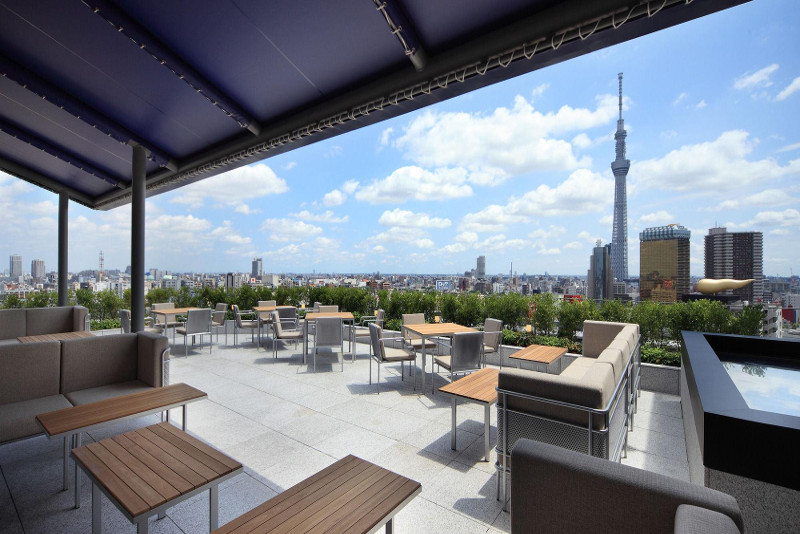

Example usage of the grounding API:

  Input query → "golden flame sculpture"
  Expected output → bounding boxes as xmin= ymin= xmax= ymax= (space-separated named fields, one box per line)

xmin=696 ymin=278 xmax=754 ymax=294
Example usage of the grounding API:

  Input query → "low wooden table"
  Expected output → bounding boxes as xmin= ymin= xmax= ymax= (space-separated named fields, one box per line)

xmin=303 ymin=312 xmax=355 ymax=362
xmin=17 ymin=330 xmax=93 ymax=343
xmin=253 ymin=305 xmax=295 ymax=313
xmin=213 ymin=455 xmax=420 ymax=534
xmin=403 ymin=323 xmax=477 ymax=392
xmin=36 ymin=383 xmax=207 ymax=506
xmin=72 ymin=422 xmax=242 ymax=534
xmin=509 ymin=344 xmax=568 ymax=373
xmin=439 ymin=368 xmax=499 ymax=462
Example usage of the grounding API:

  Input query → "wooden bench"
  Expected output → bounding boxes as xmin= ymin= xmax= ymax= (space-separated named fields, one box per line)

xmin=213 ymin=455 xmax=421 ymax=533
xmin=72 ymin=422 xmax=242 ymax=534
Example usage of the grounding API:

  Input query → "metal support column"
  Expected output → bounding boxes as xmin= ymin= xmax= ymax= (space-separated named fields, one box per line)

xmin=58 ymin=190 xmax=68 ymax=306
xmin=131 ymin=145 xmax=146 ymax=332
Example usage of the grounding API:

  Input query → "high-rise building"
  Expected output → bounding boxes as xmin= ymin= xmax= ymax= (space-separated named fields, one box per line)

xmin=476 ymin=256 xmax=486 ymax=278
xmin=704 ymin=227 xmax=764 ymax=303
xmin=610 ymin=73 xmax=629 ymax=282
xmin=31 ymin=259 xmax=45 ymax=280
xmin=587 ymin=241 xmax=613 ymax=303
xmin=639 ymin=224 xmax=691 ymax=303
xmin=252 ymin=257 xmax=263 ymax=278
xmin=9 ymin=254 xmax=22 ymax=277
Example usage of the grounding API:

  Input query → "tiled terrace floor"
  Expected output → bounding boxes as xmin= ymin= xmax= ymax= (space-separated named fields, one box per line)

xmin=1 ymin=332 xmax=689 ymax=533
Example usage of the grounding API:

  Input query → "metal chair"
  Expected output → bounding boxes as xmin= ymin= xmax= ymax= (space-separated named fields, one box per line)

xmin=483 ymin=318 xmax=503 ymax=366
xmin=353 ymin=309 xmax=384 ymax=357
xmin=152 ymin=302 xmax=181 ymax=343
xmin=176 ymin=309 xmax=212 ymax=356
xmin=313 ymin=317 xmax=344 ymax=372
xmin=369 ymin=323 xmax=416 ymax=393
xmin=211 ymin=303 xmax=228 ymax=344
xmin=232 ymin=304 xmax=259 ymax=347
xmin=271 ymin=310 xmax=302 ymax=357
xmin=401 ymin=313 xmax=437 ymax=352
xmin=119 ymin=309 xmax=163 ymax=335
xmin=433 ymin=331 xmax=484 ymax=393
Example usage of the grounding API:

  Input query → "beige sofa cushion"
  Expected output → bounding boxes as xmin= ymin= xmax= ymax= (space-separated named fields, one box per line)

xmin=61 ymin=333 xmax=138 ymax=394
xmin=0 ymin=394 xmax=72 ymax=442
xmin=65 ymin=380 xmax=154 ymax=405
xmin=596 ymin=347 xmax=626 ymax=382
xmin=561 ymin=357 xmax=594 ymax=380
xmin=0 ymin=309 xmax=26 ymax=340
xmin=0 ymin=341 xmax=61 ymax=404
xmin=583 ymin=320 xmax=628 ymax=358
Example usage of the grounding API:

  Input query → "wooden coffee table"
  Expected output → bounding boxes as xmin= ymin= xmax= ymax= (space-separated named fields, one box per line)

xmin=509 ymin=344 xmax=568 ymax=373
xmin=213 ymin=455 xmax=420 ymax=534
xmin=36 ymin=383 xmax=207 ymax=505
xmin=72 ymin=422 xmax=242 ymax=534
xmin=17 ymin=330 xmax=93 ymax=343
xmin=439 ymin=368 xmax=499 ymax=461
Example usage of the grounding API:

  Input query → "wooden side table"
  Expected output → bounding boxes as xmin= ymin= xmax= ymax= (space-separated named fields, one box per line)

xmin=439 ymin=368 xmax=499 ymax=461
xmin=509 ymin=344 xmax=568 ymax=373
xmin=72 ymin=422 xmax=242 ymax=534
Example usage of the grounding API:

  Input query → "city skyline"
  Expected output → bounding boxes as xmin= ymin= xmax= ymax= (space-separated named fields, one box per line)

xmin=0 ymin=0 xmax=798 ymax=277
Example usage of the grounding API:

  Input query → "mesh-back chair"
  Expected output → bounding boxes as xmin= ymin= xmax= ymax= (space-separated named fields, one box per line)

xmin=353 ymin=309 xmax=385 ymax=358
xmin=401 ymin=313 xmax=437 ymax=353
xmin=152 ymin=302 xmax=180 ymax=343
xmin=318 ymin=305 xmax=338 ymax=313
xmin=271 ymin=310 xmax=303 ymax=357
xmin=120 ymin=309 xmax=163 ymax=335
xmin=257 ymin=300 xmax=276 ymax=341
xmin=369 ymin=323 xmax=416 ymax=393
xmin=312 ymin=317 xmax=344 ymax=372
xmin=433 ymin=331 xmax=484 ymax=393
xmin=211 ymin=303 xmax=228 ymax=344
xmin=483 ymin=318 xmax=503 ymax=366
xmin=232 ymin=304 xmax=260 ymax=347
xmin=176 ymin=309 xmax=213 ymax=356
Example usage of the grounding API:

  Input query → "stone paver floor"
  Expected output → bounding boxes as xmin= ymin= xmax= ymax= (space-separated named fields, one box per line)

xmin=0 ymin=332 xmax=688 ymax=533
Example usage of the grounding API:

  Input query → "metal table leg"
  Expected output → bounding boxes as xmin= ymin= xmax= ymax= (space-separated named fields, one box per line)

xmin=183 ymin=404 xmax=187 ymax=431
xmin=484 ymin=404 xmax=490 ymax=462
xmin=451 ymin=397 xmax=457 ymax=450
xmin=210 ymin=485 xmax=219 ymax=530
xmin=92 ymin=482 xmax=101 ymax=534
xmin=63 ymin=434 xmax=70 ymax=491
xmin=74 ymin=433 xmax=82 ymax=509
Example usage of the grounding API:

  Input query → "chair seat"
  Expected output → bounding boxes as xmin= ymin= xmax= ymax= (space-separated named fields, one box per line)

xmin=238 ymin=321 xmax=259 ymax=329
xmin=278 ymin=330 xmax=303 ymax=339
xmin=176 ymin=327 xmax=207 ymax=335
xmin=434 ymin=355 xmax=452 ymax=370
xmin=408 ymin=338 xmax=437 ymax=349
xmin=383 ymin=346 xmax=416 ymax=362
xmin=483 ymin=345 xmax=496 ymax=354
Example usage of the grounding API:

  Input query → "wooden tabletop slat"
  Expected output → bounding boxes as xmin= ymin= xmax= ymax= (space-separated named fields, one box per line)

xmin=37 ymin=383 xmax=206 ymax=436
xmin=439 ymin=368 xmax=499 ymax=404
xmin=17 ymin=331 xmax=93 ymax=343
xmin=86 ymin=441 xmax=166 ymax=510
xmin=72 ymin=446 xmax=151 ymax=517
xmin=151 ymin=307 xmax=200 ymax=315
xmin=134 ymin=427 xmax=220 ymax=481
xmin=404 ymin=323 xmax=477 ymax=337
xmin=217 ymin=457 xmax=361 ymax=534
xmin=157 ymin=421 xmax=242 ymax=471
xmin=124 ymin=430 xmax=207 ymax=488
xmin=148 ymin=424 xmax=231 ymax=475
xmin=101 ymin=437 xmax=181 ymax=502
xmin=253 ymin=306 xmax=295 ymax=312
xmin=304 ymin=312 xmax=354 ymax=320
xmin=510 ymin=344 xmax=568 ymax=364
xmin=112 ymin=434 xmax=194 ymax=494
xmin=213 ymin=455 xmax=421 ymax=534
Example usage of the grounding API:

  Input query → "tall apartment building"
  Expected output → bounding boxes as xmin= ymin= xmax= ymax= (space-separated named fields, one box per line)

xmin=704 ymin=227 xmax=764 ymax=303
xmin=476 ymin=255 xmax=486 ymax=278
xmin=9 ymin=254 xmax=22 ymax=277
xmin=31 ymin=259 xmax=45 ymax=280
xmin=587 ymin=241 xmax=613 ymax=303
xmin=639 ymin=224 xmax=691 ymax=303
xmin=251 ymin=257 xmax=263 ymax=278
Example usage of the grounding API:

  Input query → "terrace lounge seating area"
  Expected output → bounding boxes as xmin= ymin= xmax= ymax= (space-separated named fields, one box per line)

xmin=0 ymin=324 xmax=693 ymax=533
xmin=0 ymin=306 xmax=89 ymax=346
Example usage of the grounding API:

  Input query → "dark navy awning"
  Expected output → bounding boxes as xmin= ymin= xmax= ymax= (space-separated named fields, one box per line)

xmin=0 ymin=0 xmax=750 ymax=209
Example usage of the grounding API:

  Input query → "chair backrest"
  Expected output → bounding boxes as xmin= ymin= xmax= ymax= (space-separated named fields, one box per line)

xmin=313 ymin=302 xmax=321 ymax=312
xmin=185 ymin=309 xmax=211 ymax=335
xmin=484 ymin=318 xmax=503 ymax=350
xmin=215 ymin=302 xmax=228 ymax=312
xmin=315 ymin=317 xmax=342 ymax=346
xmin=318 ymin=305 xmax=339 ymax=313
xmin=402 ymin=313 xmax=426 ymax=340
xmin=451 ymin=331 xmax=484 ymax=373
xmin=152 ymin=302 xmax=175 ymax=310
xmin=369 ymin=323 xmax=384 ymax=360
xmin=119 ymin=309 xmax=131 ymax=333
xmin=212 ymin=308 xmax=226 ymax=326
xmin=375 ymin=309 xmax=385 ymax=328
xmin=232 ymin=305 xmax=244 ymax=328
xmin=258 ymin=300 xmax=277 ymax=307
xmin=278 ymin=307 xmax=297 ymax=320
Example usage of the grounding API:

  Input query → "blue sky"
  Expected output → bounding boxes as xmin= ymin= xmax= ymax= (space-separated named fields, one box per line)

xmin=1 ymin=0 xmax=799 ymax=277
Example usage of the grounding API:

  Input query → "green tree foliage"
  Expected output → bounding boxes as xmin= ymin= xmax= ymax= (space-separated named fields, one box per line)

xmin=454 ymin=293 xmax=484 ymax=326
xmin=732 ymin=305 xmax=763 ymax=336
xmin=597 ymin=299 xmax=631 ymax=323
xmin=484 ymin=293 xmax=529 ymax=329
xmin=558 ymin=299 xmax=597 ymax=340
xmin=531 ymin=293 xmax=557 ymax=335
xmin=2 ymin=294 xmax=23 ymax=309
xmin=629 ymin=299 xmax=668 ymax=347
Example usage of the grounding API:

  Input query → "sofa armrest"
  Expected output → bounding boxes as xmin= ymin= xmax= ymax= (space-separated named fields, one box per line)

xmin=73 ymin=306 xmax=90 ymax=332
xmin=511 ymin=439 xmax=743 ymax=534
xmin=137 ymin=332 xmax=169 ymax=387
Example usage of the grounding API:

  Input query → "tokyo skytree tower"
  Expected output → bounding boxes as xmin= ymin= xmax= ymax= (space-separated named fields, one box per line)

xmin=610 ymin=73 xmax=629 ymax=281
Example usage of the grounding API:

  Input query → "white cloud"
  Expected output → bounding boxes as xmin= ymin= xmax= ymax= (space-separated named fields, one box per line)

xmin=734 ymin=64 xmax=779 ymax=90
xmin=460 ymin=205 xmax=528 ymax=233
xmin=733 ymin=209 xmax=800 ymax=228
xmin=572 ymin=133 xmax=592 ymax=149
xmin=564 ymin=241 xmax=583 ymax=250
xmin=706 ymin=189 xmax=792 ymax=211
xmin=378 ymin=208 xmax=451 ymax=228
xmin=537 ymin=246 xmax=561 ymax=255
xmin=289 ymin=210 xmax=349 ymax=223
xmin=456 ymin=232 xmax=478 ymax=243
xmin=170 ymin=163 xmax=288 ymax=210
xmin=696 ymin=99 xmax=707 ymax=109
xmin=531 ymin=83 xmax=549 ymax=99
xmin=380 ymin=127 xmax=393 ymax=146
xmin=323 ymin=189 xmax=346 ymax=206
xmin=355 ymin=166 xmax=472 ymax=204
xmin=632 ymin=130 xmax=800 ymax=192
xmin=476 ymin=234 xmax=528 ymax=253
xmin=776 ymin=141 xmax=800 ymax=153
xmin=639 ymin=210 xmax=675 ymax=224
xmin=341 ymin=180 xmax=359 ymax=195
xmin=284 ymin=161 xmax=297 ymax=170
xmin=260 ymin=218 xmax=323 ymax=242
xmin=599 ymin=214 xmax=613 ymax=225
xmin=506 ymin=169 xmax=614 ymax=217
xmin=364 ymin=226 xmax=436 ymax=250
xmin=528 ymin=225 xmax=567 ymax=240
xmin=673 ymin=92 xmax=687 ymax=106
xmin=776 ymin=76 xmax=800 ymax=101
xmin=325 ymin=145 xmax=343 ymax=158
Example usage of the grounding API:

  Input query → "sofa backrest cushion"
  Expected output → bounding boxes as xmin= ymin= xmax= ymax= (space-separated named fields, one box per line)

xmin=596 ymin=347 xmax=626 ymax=382
xmin=61 ymin=333 xmax=138 ymax=393
xmin=583 ymin=320 xmax=628 ymax=359
xmin=0 ymin=309 xmax=26 ymax=340
xmin=0 ymin=341 xmax=61 ymax=404
xmin=26 ymin=307 xmax=73 ymax=336
xmin=137 ymin=332 xmax=169 ymax=387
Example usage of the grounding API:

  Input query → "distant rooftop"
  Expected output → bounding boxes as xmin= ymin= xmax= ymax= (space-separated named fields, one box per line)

xmin=640 ymin=224 xmax=691 ymax=241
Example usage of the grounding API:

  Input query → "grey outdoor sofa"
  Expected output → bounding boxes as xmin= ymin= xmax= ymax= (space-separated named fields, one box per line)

xmin=511 ymin=439 xmax=743 ymax=533
xmin=0 ymin=305 xmax=90 ymax=346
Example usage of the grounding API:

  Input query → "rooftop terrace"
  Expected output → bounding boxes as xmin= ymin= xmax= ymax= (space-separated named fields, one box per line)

xmin=0 ymin=331 xmax=687 ymax=533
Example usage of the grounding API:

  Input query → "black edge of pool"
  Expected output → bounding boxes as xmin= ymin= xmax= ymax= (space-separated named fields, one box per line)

xmin=681 ymin=331 xmax=800 ymax=491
